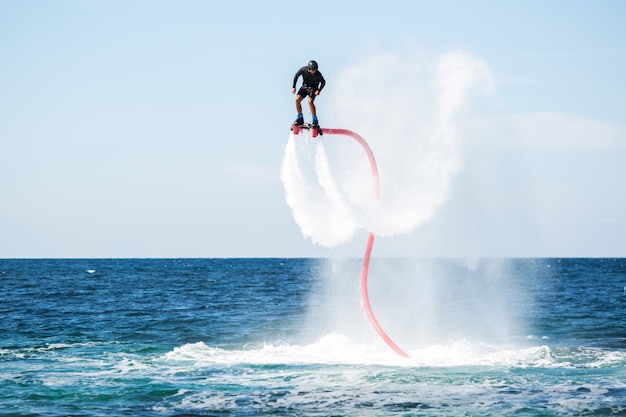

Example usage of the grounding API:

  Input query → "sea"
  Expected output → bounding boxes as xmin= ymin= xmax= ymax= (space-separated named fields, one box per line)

xmin=1 ymin=257 xmax=625 ymax=416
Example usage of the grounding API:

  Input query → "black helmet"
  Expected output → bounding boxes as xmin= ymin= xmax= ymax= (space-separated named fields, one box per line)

xmin=307 ymin=60 xmax=318 ymax=71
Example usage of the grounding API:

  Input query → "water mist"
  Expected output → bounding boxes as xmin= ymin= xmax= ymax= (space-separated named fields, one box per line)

xmin=282 ymin=49 xmax=529 ymax=356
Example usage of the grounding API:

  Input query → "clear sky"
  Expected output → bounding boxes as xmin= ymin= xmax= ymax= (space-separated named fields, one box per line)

xmin=1 ymin=0 xmax=625 ymax=258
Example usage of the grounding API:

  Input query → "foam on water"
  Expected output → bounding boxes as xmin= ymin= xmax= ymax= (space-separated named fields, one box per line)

xmin=161 ymin=336 xmax=626 ymax=369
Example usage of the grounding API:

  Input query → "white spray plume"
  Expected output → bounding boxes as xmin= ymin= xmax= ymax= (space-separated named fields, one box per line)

xmin=282 ymin=50 xmax=496 ymax=247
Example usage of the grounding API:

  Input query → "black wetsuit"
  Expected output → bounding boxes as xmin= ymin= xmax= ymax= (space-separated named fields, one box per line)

xmin=292 ymin=66 xmax=326 ymax=99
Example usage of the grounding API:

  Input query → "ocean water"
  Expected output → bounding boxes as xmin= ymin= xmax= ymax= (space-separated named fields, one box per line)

xmin=1 ymin=258 xmax=626 ymax=416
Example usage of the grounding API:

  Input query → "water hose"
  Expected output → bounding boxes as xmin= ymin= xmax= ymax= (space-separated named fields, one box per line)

xmin=320 ymin=128 xmax=410 ymax=358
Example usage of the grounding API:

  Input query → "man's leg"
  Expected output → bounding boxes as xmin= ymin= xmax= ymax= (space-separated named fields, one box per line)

xmin=294 ymin=95 xmax=305 ymax=124
xmin=308 ymin=97 xmax=319 ymax=125
xmin=308 ymin=97 xmax=316 ymax=117
xmin=295 ymin=95 xmax=304 ymax=114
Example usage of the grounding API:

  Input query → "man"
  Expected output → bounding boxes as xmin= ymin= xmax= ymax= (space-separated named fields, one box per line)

xmin=291 ymin=60 xmax=325 ymax=126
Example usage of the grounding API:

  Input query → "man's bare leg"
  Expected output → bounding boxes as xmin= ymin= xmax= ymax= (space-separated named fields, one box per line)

xmin=296 ymin=95 xmax=305 ymax=113
xmin=308 ymin=98 xmax=316 ymax=117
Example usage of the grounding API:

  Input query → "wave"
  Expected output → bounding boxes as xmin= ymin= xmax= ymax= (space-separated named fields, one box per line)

xmin=4 ymin=337 xmax=625 ymax=416
xmin=161 ymin=333 xmax=626 ymax=369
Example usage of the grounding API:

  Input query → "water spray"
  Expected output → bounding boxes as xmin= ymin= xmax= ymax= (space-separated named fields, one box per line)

xmin=284 ymin=51 xmax=505 ymax=358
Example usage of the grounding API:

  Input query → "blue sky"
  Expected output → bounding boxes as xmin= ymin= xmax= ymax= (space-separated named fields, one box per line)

xmin=1 ymin=0 xmax=625 ymax=258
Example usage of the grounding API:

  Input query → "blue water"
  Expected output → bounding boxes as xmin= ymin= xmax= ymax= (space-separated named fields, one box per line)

xmin=1 ymin=258 xmax=626 ymax=416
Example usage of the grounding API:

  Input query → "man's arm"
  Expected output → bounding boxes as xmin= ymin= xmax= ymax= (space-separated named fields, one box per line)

xmin=316 ymin=73 xmax=326 ymax=93
xmin=292 ymin=68 xmax=304 ymax=89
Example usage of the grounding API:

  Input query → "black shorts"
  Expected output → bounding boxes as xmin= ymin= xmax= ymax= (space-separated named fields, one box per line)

xmin=297 ymin=86 xmax=316 ymax=100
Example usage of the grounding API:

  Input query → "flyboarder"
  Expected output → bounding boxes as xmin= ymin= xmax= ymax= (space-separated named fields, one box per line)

xmin=292 ymin=60 xmax=325 ymax=127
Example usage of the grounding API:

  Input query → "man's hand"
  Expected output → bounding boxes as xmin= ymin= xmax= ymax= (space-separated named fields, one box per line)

xmin=315 ymin=90 xmax=320 ymax=96
xmin=291 ymin=88 xmax=296 ymax=94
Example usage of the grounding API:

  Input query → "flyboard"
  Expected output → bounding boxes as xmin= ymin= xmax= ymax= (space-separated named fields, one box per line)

xmin=291 ymin=122 xmax=323 ymax=137
xmin=291 ymin=122 xmax=410 ymax=358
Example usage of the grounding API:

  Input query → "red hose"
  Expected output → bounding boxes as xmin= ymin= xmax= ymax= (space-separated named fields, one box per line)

xmin=321 ymin=128 xmax=410 ymax=358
